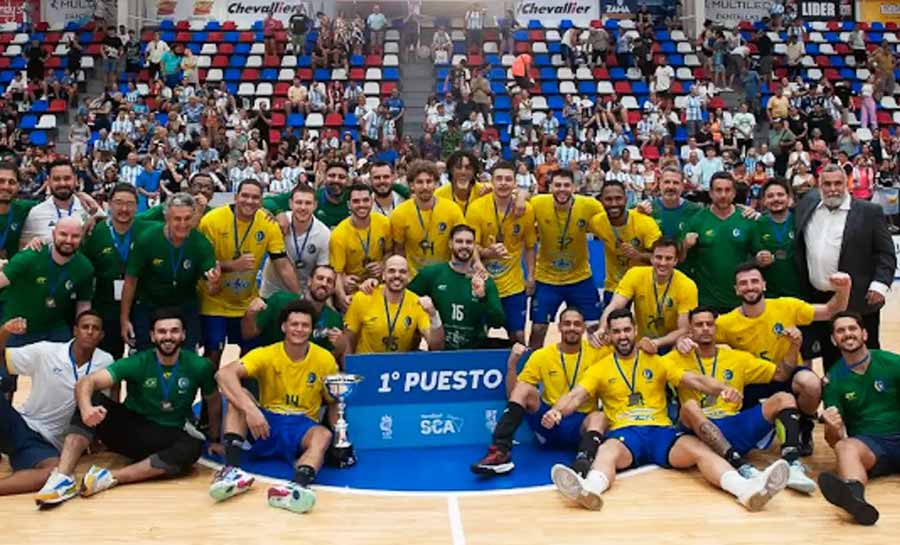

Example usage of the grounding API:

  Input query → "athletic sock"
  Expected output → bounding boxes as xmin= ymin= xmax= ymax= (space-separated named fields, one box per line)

xmin=576 ymin=430 xmax=604 ymax=461
xmin=720 ymin=470 xmax=752 ymax=498
xmin=492 ymin=401 xmax=526 ymax=453
xmin=585 ymin=469 xmax=610 ymax=495
xmin=223 ymin=433 xmax=245 ymax=467
xmin=724 ymin=447 xmax=749 ymax=470
xmin=294 ymin=464 xmax=316 ymax=488
xmin=775 ymin=408 xmax=802 ymax=463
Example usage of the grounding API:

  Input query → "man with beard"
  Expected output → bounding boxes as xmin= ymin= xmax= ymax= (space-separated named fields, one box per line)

xmin=466 ymin=161 xmax=537 ymax=343
xmin=593 ymin=181 xmax=661 ymax=300
xmin=0 ymin=311 xmax=114 ymax=495
xmin=210 ymin=300 xmax=338 ymax=514
xmin=81 ymin=184 xmax=153 ymax=358
xmin=368 ymin=161 xmax=409 ymax=217
xmin=242 ymin=265 xmax=345 ymax=355
xmin=344 ymin=255 xmax=443 ymax=354
xmin=819 ymin=312 xmax=900 ymax=526
xmin=529 ymin=170 xmax=609 ymax=349
xmin=752 ymin=178 xmax=805 ymax=299
xmin=33 ymin=309 xmax=219 ymax=506
xmin=390 ymin=160 xmax=464 ymax=278
xmin=259 ymin=184 xmax=330 ymax=298
xmin=198 ymin=180 xmax=299 ymax=372
xmin=546 ymin=309 xmax=790 ymax=512
xmin=120 ymin=193 xmax=221 ymax=352
xmin=330 ymin=184 xmax=392 ymax=311
xmin=714 ymin=263 xmax=851 ymax=455
xmin=314 ymin=162 xmax=352 ymax=228
xmin=682 ymin=172 xmax=758 ymax=313
xmin=597 ymin=238 xmax=696 ymax=354
xmin=669 ymin=307 xmax=817 ymax=494
xmin=20 ymin=159 xmax=101 ymax=244
xmin=471 ymin=308 xmax=610 ymax=476
xmin=409 ymin=225 xmax=504 ymax=350
xmin=0 ymin=162 xmax=38 ymax=263
xmin=434 ymin=151 xmax=490 ymax=216
xmin=648 ymin=167 xmax=704 ymax=240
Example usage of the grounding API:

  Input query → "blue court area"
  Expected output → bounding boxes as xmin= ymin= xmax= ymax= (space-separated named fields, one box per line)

xmin=203 ymin=443 xmax=576 ymax=492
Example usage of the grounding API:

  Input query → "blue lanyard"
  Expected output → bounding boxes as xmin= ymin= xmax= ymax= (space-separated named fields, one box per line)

xmin=155 ymin=353 xmax=180 ymax=402
xmin=695 ymin=349 xmax=718 ymax=379
xmin=68 ymin=342 xmax=91 ymax=382
xmin=291 ymin=219 xmax=313 ymax=263
xmin=46 ymin=251 xmax=68 ymax=301
xmin=559 ymin=345 xmax=582 ymax=391
xmin=55 ymin=203 xmax=73 ymax=219
xmin=0 ymin=212 xmax=12 ymax=250
xmin=613 ymin=352 xmax=640 ymax=394
xmin=166 ymin=229 xmax=186 ymax=287
xmin=843 ymin=353 xmax=871 ymax=371
xmin=770 ymin=212 xmax=792 ymax=246
xmin=108 ymin=220 xmax=133 ymax=264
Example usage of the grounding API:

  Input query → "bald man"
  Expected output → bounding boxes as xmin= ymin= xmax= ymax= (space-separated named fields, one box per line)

xmin=344 ymin=255 xmax=444 ymax=354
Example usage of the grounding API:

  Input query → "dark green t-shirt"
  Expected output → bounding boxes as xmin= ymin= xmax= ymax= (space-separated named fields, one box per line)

xmin=106 ymin=349 xmax=216 ymax=428
xmin=314 ymin=187 xmax=350 ymax=228
xmin=125 ymin=224 xmax=217 ymax=308
xmin=750 ymin=213 xmax=805 ymax=299
xmin=82 ymin=219 xmax=154 ymax=318
xmin=823 ymin=350 xmax=900 ymax=437
xmin=651 ymin=198 xmax=703 ymax=239
xmin=136 ymin=204 xmax=212 ymax=223
xmin=254 ymin=290 xmax=344 ymax=350
xmin=408 ymin=263 xmax=504 ymax=350
xmin=264 ymin=184 xmax=410 ymax=217
xmin=0 ymin=199 xmax=37 ymax=258
xmin=683 ymin=208 xmax=757 ymax=311
xmin=2 ymin=246 xmax=95 ymax=332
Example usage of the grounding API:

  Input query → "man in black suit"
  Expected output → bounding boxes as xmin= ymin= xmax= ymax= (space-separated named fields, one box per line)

xmin=794 ymin=163 xmax=897 ymax=370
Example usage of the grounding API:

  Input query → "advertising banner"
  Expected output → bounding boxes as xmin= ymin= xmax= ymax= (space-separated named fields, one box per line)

xmin=705 ymin=0 xmax=774 ymax=27
xmin=515 ymin=0 xmax=600 ymax=28
xmin=0 ymin=0 xmax=30 ymax=23
xmin=157 ymin=0 xmax=311 ymax=25
xmin=601 ymin=0 xmax=677 ymax=19
xmin=857 ymin=0 xmax=900 ymax=24
xmin=42 ymin=0 xmax=115 ymax=25
xmin=797 ymin=0 xmax=854 ymax=20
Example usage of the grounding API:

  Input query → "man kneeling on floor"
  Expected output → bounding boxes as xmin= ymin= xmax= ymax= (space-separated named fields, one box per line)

xmin=210 ymin=300 xmax=338 ymax=514
xmin=34 ymin=308 xmax=220 ymax=506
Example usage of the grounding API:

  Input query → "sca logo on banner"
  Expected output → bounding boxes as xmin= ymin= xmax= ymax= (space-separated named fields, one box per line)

xmin=420 ymin=412 xmax=464 ymax=435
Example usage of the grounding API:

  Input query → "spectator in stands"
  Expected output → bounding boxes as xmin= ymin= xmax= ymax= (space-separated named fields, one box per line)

xmin=561 ymin=25 xmax=579 ymax=70
xmin=465 ymin=3 xmax=485 ymax=52
xmin=160 ymin=45 xmax=182 ymax=88
xmin=588 ymin=25 xmax=609 ymax=68
xmin=685 ymin=86 xmax=706 ymax=137
xmin=432 ymin=26 xmax=452 ymax=64
xmin=767 ymin=89 xmax=790 ymax=123
xmin=367 ymin=4 xmax=389 ymax=51
xmin=26 ymin=39 xmax=47 ymax=85
xmin=849 ymin=27 xmax=866 ymax=67
xmin=65 ymin=33 xmax=83 ymax=78
xmin=785 ymin=35 xmax=804 ymax=81
xmin=102 ymin=26 xmax=123 ymax=80
xmin=510 ymin=53 xmax=533 ymax=93
xmin=290 ymin=8 xmax=310 ymax=54
xmin=181 ymin=49 xmax=199 ymax=86
xmin=498 ymin=9 xmax=518 ymax=56
xmin=386 ymin=88 xmax=406 ymax=137
xmin=144 ymin=32 xmax=168 ymax=81
xmin=755 ymin=29 xmax=774 ymax=84
xmin=873 ymin=43 xmax=897 ymax=97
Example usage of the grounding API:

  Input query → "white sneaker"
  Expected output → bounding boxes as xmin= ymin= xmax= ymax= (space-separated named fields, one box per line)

xmin=786 ymin=461 xmax=817 ymax=495
xmin=209 ymin=466 xmax=255 ymax=502
xmin=34 ymin=469 xmax=78 ymax=507
xmin=737 ymin=459 xmax=789 ymax=511
xmin=267 ymin=483 xmax=316 ymax=514
xmin=550 ymin=464 xmax=604 ymax=511
xmin=80 ymin=465 xmax=118 ymax=497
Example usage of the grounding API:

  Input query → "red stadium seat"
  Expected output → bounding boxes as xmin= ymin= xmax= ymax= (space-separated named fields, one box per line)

xmin=176 ymin=20 xmax=190 ymax=30
xmin=824 ymin=69 xmax=840 ymax=81
xmin=270 ymin=113 xmax=285 ymax=127
xmin=0 ymin=58 xmax=9 ymax=69
xmin=269 ymin=129 xmax=281 ymax=143
xmin=239 ymin=32 xmax=255 ymax=43
xmin=222 ymin=21 xmax=237 ymax=30
xmin=85 ymin=44 xmax=101 ymax=55
xmin=380 ymin=82 xmax=397 ymax=95
xmin=365 ymin=54 xmax=382 ymax=67
xmin=349 ymin=68 xmax=365 ymax=80
xmin=877 ymin=111 xmax=893 ymax=126
xmin=627 ymin=110 xmax=641 ymax=124
xmin=218 ymin=43 xmax=234 ymax=55
xmin=614 ymin=81 xmax=632 ymax=94
xmin=45 ymin=32 xmax=61 ymax=44
xmin=176 ymin=32 xmax=191 ymax=43
xmin=272 ymin=97 xmax=287 ymax=110
xmin=48 ymin=99 xmax=66 ymax=113
xmin=815 ymin=55 xmax=831 ymax=67
xmin=709 ymin=97 xmax=726 ymax=110
xmin=141 ymin=31 xmax=154 ymax=42
xmin=264 ymin=55 xmax=279 ymax=67
xmin=45 ymin=57 xmax=61 ymax=69
xmin=212 ymin=55 xmax=228 ymax=68
xmin=297 ymin=68 xmax=313 ymax=80
xmin=207 ymin=31 xmax=223 ymax=42
xmin=325 ymin=113 xmax=343 ymax=126
xmin=835 ymin=43 xmax=849 ymax=55
xmin=242 ymin=69 xmax=260 ymax=80
xmin=593 ymin=67 xmax=610 ymax=80
xmin=590 ymin=20 xmax=603 ymax=29
xmin=274 ymin=82 xmax=290 ymax=95
xmin=528 ymin=30 xmax=544 ymax=41
xmin=515 ymin=42 xmax=530 ymax=54
xmin=468 ymin=54 xmax=483 ymax=66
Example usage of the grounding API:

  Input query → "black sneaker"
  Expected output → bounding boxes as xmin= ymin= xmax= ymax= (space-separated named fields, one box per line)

xmin=799 ymin=416 xmax=814 ymax=457
xmin=470 ymin=445 xmax=514 ymax=475
xmin=818 ymin=472 xmax=879 ymax=526
xmin=571 ymin=453 xmax=593 ymax=478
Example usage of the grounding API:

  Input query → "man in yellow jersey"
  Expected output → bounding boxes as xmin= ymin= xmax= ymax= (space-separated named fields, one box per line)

xmin=670 ymin=307 xmax=817 ymax=494
xmin=711 ymin=262 xmax=851 ymax=455
xmin=597 ymin=238 xmax=696 ymax=354
xmin=330 ymin=183 xmax=392 ymax=310
xmin=198 ymin=180 xmax=301 ymax=370
xmin=471 ymin=308 xmax=608 ymax=477
xmin=466 ymin=161 xmax=537 ymax=342
xmin=592 ymin=180 xmax=661 ymax=302
xmin=210 ymin=300 xmax=337 ymax=514
xmin=529 ymin=169 xmax=609 ymax=349
xmin=344 ymin=255 xmax=444 ymax=353
xmin=390 ymin=160 xmax=464 ymax=277
xmin=546 ymin=309 xmax=790 ymax=511
xmin=434 ymin=151 xmax=490 ymax=216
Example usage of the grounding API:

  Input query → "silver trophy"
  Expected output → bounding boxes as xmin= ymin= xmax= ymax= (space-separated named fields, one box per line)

xmin=324 ymin=373 xmax=364 ymax=467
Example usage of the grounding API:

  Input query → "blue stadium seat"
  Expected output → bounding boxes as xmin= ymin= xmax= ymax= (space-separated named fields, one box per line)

xmin=824 ymin=32 xmax=839 ymax=43
xmin=437 ymin=67 xmax=450 ymax=80
xmin=633 ymin=81 xmax=649 ymax=94
xmin=610 ymin=67 xmax=626 ymax=80
xmin=547 ymin=95 xmax=564 ymax=110
xmin=225 ymin=82 xmax=238 ymax=95
xmin=186 ymin=43 xmax=201 ymax=55
xmin=805 ymin=43 xmax=819 ymax=55
xmin=453 ymin=43 xmax=466 ymax=54
xmin=235 ymin=43 xmax=251 ymax=55
xmin=604 ymin=19 xmax=619 ymax=30
xmin=314 ymin=68 xmax=331 ymax=81
xmin=228 ymin=56 xmax=246 ymax=68
xmin=535 ymin=55 xmax=551 ymax=67
xmin=490 ymin=82 xmax=506 ymax=94
xmin=224 ymin=68 xmax=241 ymax=81
xmin=436 ymin=82 xmax=451 ymax=94
xmin=251 ymin=21 xmax=264 ymax=31
xmin=655 ymin=31 xmax=670 ymax=42
xmin=350 ymin=55 xmax=365 ymax=67
xmin=541 ymin=81 xmax=559 ymax=94
xmin=489 ymin=67 xmax=505 ymax=81
xmin=486 ymin=54 xmax=500 ymax=66
xmin=559 ymin=20 xmax=574 ymax=31
xmin=193 ymin=31 xmax=208 ymax=43
xmin=155 ymin=113 xmax=169 ymax=126
xmin=527 ymin=20 xmax=543 ymax=30
xmin=871 ymin=23 xmax=885 ymax=31
xmin=494 ymin=96 xmax=511 ymax=110
xmin=548 ymin=42 xmax=561 ymax=55
xmin=539 ymin=67 xmax=556 ymax=80
xmin=839 ymin=68 xmax=855 ymax=81
xmin=513 ymin=30 xmax=529 ymax=41
xmin=224 ymin=31 xmax=240 ymax=43
xmin=160 ymin=20 xmax=175 ymax=31
xmin=831 ymin=56 xmax=845 ymax=68
xmin=205 ymin=21 xmax=221 ymax=31
xmin=31 ymin=32 xmax=45 ymax=43
xmin=344 ymin=113 xmax=359 ymax=128
xmin=79 ymin=32 xmax=93 ymax=44
xmin=668 ymin=54 xmax=684 ymax=66
xmin=499 ymin=128 xmax=510 ymax=143
xmin=0 ymin=71 xmax=13 ymax=84
xmin=19 ymin=115 xmax=36 ymax=130
xmin=869 ymin=33 xmax=884 ymax=44
xmin=383 ymin=67 xmax=400 ymax=81
xmin=261 ymin=68 xmax=278 ymax=81
xmin=494 ymin=112 xmax=511 ymax=126
xmin=577 ymin=81 xmax=596 ymax=94
xmin=660 ymin=42 xmax=676 ymax=54
xmin=10 ymin=58 xmax=25 ymax=70
xmin=160 ymin=31 xmax=176 ymax=43
xmin=297 ymin=56 xmax=312 ymax=68
xmin=31 ymin=100 xmax=48 ymax=113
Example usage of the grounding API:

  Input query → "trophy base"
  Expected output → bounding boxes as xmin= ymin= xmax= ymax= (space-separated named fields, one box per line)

xmin=326 ymin=445 xmax=357 ymax=468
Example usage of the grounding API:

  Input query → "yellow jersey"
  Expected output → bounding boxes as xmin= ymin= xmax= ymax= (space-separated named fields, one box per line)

xmin=665 ymin=347 xmax=776 ymax=419
xmin=591 ymin=210 xmax=661 ymax=291
xmin=329 ymin=212 xmax=392 ymax=277
xmin=435 ymin=182 xmax=488 ymax=216
xmin=715 ymin=297 xmax=815 ymax=364
xmin=390 ymin=197 xmax=464 ymax=277
xmin=199 ymin=205 xmax=286 ymax=316
xmin=614 ymin=267 xmax=698 ymax=340
xmin=240 ymin=341 xmax=338 ymax=416
xmin=517 ymin=341 xmax=611 ymax=413
xmin=578 ymin=350 xmax=685 ymax=430
xmin=465 ymin=194 xmax=538 ymax=297
xmin=532 ymin=194 xmax=607 ymax=285
xmin=345 ymin=285 xmax=431 ymax=354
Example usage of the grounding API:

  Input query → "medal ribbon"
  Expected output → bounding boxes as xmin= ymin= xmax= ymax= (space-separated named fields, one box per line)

xmin=383 ymin=291 xmax=406 ymax=341
xmin=554 ymin=200 xmax=574 ymax=251
xmin=559 ymin=345 xmax=583 ymax=391
xmin=492 ymin=196 xmax=513 ymax=241
xmin=291 ymin=219 xmax=313 ymax=265
xmin=694 ymin=348 xmax=718 ymax=379
xmin=166 ymin=228 xmax=186 ymax=287
xmin=613 ymin=352 xmax=640 ymax=394
xmin=415 ymin=199 xmax=435 ymax=247
xmin=232 ymin=209 xmax=256 ymax=258
xmin=108 ymin=220 xmax=133 ymax=264
xmin=155 ymin=353 xmax=181 ymax=404
xmin=652 ymin=274 xmax=674 ymax=332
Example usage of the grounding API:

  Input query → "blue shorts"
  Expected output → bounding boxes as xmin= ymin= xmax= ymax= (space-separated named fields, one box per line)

xmin=854 ymin=432 xmax=900 ymax=478
xmin=0 ymin=395 xmax=58 ymax=471
xmin=531 ymin=278 xmax=602 ymax=323
xmin=201 ymin=315 xmax=246 ymax=353
xmin=525 ymin=401 xmax=586 ymax=447
xmin=609 ymin=425 xmax=681 ymax=469
xmin=248 ymin=410 xmax=320 ymax=465
xmin=742 ymin=366 xmax=815 ymax=411
xmin=501 ymin=292 xmax=527 ymax=334
xmin=713 ymin=405 xmax=775 ymax=456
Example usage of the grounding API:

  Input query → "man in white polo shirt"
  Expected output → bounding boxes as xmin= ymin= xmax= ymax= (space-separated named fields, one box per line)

xmin=0 ymin=310 xmax=114 ymax=496
xmin=20 ymin=159 xmax=102 ymax=246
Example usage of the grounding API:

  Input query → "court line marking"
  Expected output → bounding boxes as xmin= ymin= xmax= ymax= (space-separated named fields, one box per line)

xmin=447 ymin=496 xmax=466 ymax=545
xmin=196 ymin=458 xmax=660 ymax=498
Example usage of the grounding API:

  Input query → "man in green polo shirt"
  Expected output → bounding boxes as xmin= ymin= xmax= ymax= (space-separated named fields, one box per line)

xmin=33 ymin=308 xmax=220 ymax=506
xmin=752 ymin=178 xmax=805 ymax=299
xmin=0 ymin=161 xmax=36 ymax=262
xmin=682 ymin=172 xmax=758 ymax=313
xmin=82 ymin=184 xmax=153 ymax=358
xmin=241 ymin=264 xmax=345 ymax=354
xmin=120 ymin=193 xmax=221 ymax=351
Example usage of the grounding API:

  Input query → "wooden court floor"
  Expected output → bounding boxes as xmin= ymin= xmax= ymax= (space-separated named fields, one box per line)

xmin=3 ymin=293 xmax=900 ymax=544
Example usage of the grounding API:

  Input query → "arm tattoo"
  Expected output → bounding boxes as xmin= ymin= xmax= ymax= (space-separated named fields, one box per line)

xmin=698 ymin=420 xmax=733 ymax=458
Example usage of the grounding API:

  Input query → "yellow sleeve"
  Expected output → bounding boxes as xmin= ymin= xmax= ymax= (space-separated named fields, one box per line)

xmin=675 ymin=274 xmax=699 ymax=313
xmin=414 ymin=300 xmax=432 ymax=333
xmin=464 ymin=204 xmax=485 ymax=243
xmin=448 ymin=201 xmax=465 ymax=229
xmin=639 ymin=215 xmax=662 ymax=248
xmin=615 ymin=267 xmax=639 ymax=299
xmin=240 ymin=345 xmax=270 ymax=379
xmin=516 ymin=353 xmax=542 ymax=386
xmin=198 ymin=210 xmax=216 ymax=242
xmin=588 ymin=207 xmax=613 ymax=243
xmin=523 ymin=206 xmax=538 ymax=248
xmin=377 ymin=215 xmax=393 ymax=248
xmin=791 ymin=298 xmax=816 ymax=327
xmin=663 ymin=357 xmax=687 ymax=388
xmin=390 ymin=206 xmax=407 ymax=245
xmin=576 ymin=360 xmax=606 ymax=397
xmin=742 ymin=353 xmax=778 ymax=385
xmin=344 ymin=291 xmax=366 ymax=333
xmin=264 ymin=216 xmax=286 ymax=254
xmin=329 ymin=225 xmax=348 ymax=273
xmin=714 ymin=315 xmax=731 ymax=344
